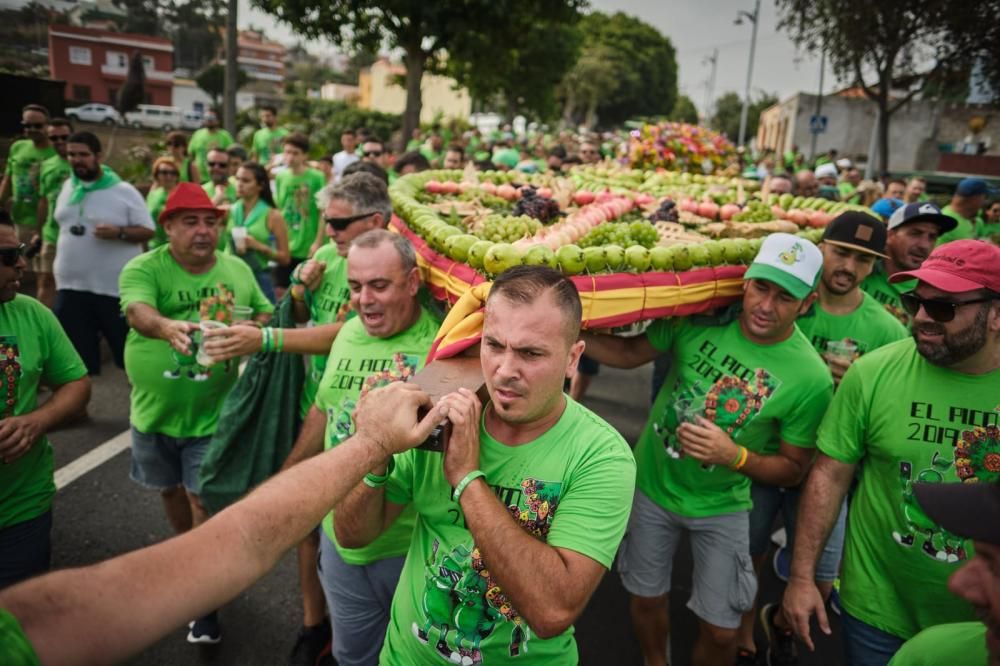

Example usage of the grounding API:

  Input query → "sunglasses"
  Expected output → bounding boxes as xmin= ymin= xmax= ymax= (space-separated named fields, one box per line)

xmin=363 ymin=151 xmax=383 ymax=158
xmin=156 ymin=170 xmax=179 ymax=177
xmin=21 ymin=122 xmax=44 ymax=130
xmin=900 ymin=293 xmax=996 ymax=323
xmin=325 ymin=211 xmax=375 ymax=231
xmin=207 ymin=161 xmax=228 ymax=168
xmin=49 ymin=134 xmax=70 ymax=142
xmin=0 ymin=243 xmax=25 ymax=267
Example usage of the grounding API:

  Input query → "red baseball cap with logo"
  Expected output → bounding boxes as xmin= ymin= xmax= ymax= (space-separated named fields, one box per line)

xmin=158 ymin=182 xmax=226 ymax=225
xmin=890 ymin=239 xmax=1000 ymax=293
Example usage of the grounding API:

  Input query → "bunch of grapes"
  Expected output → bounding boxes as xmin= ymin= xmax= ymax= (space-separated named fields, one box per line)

xmin=648 ymin=198 xmax=679 ymax=223
xmin=732 ymin=200 xmax=773 ymax=222
xmin=513 ymin=187 xmax=561 ymax=223
xmin=474 ymin=215 xmax=542 ymax=243
xmin=579 ymin=221 xmax=660 ymax=249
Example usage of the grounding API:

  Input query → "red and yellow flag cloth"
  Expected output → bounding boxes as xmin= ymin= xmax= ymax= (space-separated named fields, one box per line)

xmin=390 ymin=216 xmax=748 ymax=362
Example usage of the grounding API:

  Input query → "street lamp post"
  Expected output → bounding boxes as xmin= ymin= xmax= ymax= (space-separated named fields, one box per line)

xmin=735 ymin=0 xmax=761 ymax=148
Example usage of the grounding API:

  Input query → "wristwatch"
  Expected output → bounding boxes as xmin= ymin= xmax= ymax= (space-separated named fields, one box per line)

xmin=117 ymin=228 xmax=128 ymax=241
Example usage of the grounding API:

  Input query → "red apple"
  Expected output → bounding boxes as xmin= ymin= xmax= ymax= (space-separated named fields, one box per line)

xmin=720 ymin=203 xmax=741 ymax=221
xmin=697 ymin=201 xmax=720 ymax=220
xmin=573 ymin=191 xmax=596 ymax=206
xmin=536 ymin=187 xmax=553 ymax=198
xmin=426 ymin=180 xmax=444 ymax=194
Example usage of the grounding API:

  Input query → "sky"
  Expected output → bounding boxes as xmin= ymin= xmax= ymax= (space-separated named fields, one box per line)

xmin=236 ymin=0 xmax=833 ymax=115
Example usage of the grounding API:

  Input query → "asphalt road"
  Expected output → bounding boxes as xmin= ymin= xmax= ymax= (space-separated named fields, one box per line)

xmin=46 ymin=359 xmax=844 ymax=665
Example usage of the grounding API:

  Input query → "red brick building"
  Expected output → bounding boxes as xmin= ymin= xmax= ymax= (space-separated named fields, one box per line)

xmin=48 ymin=25 xmax=174 ymax=106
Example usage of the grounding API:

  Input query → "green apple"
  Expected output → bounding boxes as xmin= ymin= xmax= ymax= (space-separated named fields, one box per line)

xmin=702 ymin=240 xmax=725 ymax=266
xmin=583 ymin=246 xmax=607 ymax=274
xmin=484 ymin=243 xmax=521 ymax=276
xmin=444 ymin=234 xmax=480 ymax=263
xmin=669 ymin=246 xmax=693 ymax=271
xmin=466 ymin=240 xmax=493 ymax=271
xmin=650 ymin=246 xmax=674 ymax=271
xmin=604 ymin=244 xmax=625 ymax=272
xmin=687 ymin=244 xmax=710 ymax=267
xmin=625 ymin=245 xmax=651 ymax=272
xmin=556 ymin=244 xmax=586 ymax=275
xmin=522 ymin=245 xmax=557 ymax=269
xmin=721 ymin=239 xmax=742 ymax=264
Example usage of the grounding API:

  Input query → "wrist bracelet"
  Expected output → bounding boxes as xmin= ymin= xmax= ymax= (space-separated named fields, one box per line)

xmin=452 ymin=470 xmax=486 ymax=503
xmin=261 ymin=327 xmax=273 ymax=353
xmin=275 ymin=327 xmax=284 ymax=352
xmin=730 ymin=446 xmax=749 ymax=471
xmin=363 ymin=456 xmax=396 ymax=488
xmin=290 ymin=285 xmax=305 ymax=302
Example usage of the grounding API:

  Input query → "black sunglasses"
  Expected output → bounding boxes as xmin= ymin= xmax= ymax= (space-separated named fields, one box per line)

xmin=363 ymin=150 xmax=383 ymax=158
xmin=49 ymin=134 xmax=70 ymax=142
xmin=325 ymin=211 xmax=375 ymax=231
xmin=156 ymin=170 xmax=179 ymax=177
xmin=0 ymin=243 xmax=25 ymax=267
xmin=21 ymin=122 xmax=44 ymax=130
xmin=900 ymin=293 xmax=996 ymax=323
xmin=207 ymin=161 xmax=228 ymax=168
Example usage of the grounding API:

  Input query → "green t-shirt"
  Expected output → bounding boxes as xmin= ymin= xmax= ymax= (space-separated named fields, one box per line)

xmin=202 ymin=181 xmax=235 ymax=251
xmin=5 ymin=140 xmax=55 ymax=227
xmin=120 ymin=247 xmax=273 ymax=438
xmin=978 ymin=221 xmax=1000 ymax=242
xmin=638 ymin=313 xmax=833 ymax=517
xmin=381 ymin=398 xmax=635 ymax=665
xmin=38 ymin=154 xmax=70 ymax=244
xmin=888 ymin=622 xmax=988 ymax=666
xmin=188 ymin=128 xmax=234 ymax=179
xmin=146 ymin=186 xmax=170 ymax=250
xmin=796 ymin=292 xmax=908 ymax=356
xmin=419 ymin=146 xmax=444 ymax=167
xmin=252 ymin=126 xmax=289 ymax=164
xmin=275 ymin=168 xmax=325 ymax=259
xmin=862 ymin=262 xmax=915 ymax=327
xmin=317 ymin=308 xmax=439 ymax=565
xmin=299 ymin=243 xmax=351 ymax=416
xmin=939 ymin=205 xmax=978 ymax=244
xmin=817 ymin=338 xmax=998 ymax=639
xmin=0 ymin=609 xmax=40 ymax=666
xmin=0 ymin=295 xmax=87 ymax=529
xmin=838 ymin=182 xmax=857 ymax=198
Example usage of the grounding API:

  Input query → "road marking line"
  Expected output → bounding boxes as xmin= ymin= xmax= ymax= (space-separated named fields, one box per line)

xmin=55 ymin=429 xmax=131 ymax=490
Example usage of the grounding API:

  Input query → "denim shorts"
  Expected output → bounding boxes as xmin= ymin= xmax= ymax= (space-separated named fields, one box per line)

xmin=748 ymin=482 xmax=847 ymax=582
xmin=0 ymin=509 xmax=52 ymax=589
xmin=617 ymin=490 xmax=757 ymax=629
xmin=129 ymin=427 xmax=211 ymax=494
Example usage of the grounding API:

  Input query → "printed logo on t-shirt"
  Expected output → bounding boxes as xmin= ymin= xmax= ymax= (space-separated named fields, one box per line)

xmin=163 ymin=283 xmax=238 ymax=382
xmin=893 ymin=452 xmax=969 ymax=563
xmin=413 ymin=477 xmax=561 ymax=665
xmin=326 ymin=352 xmax=420 ymax=444
xmin=654 ymin=339 xmax=781 ymax=461
xmin=0 ymin=337 xmax=22 ymax=417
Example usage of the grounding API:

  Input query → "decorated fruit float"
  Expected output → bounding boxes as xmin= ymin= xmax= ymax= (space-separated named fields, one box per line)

xmin=388 ymin=165 xmax=871 ymax=329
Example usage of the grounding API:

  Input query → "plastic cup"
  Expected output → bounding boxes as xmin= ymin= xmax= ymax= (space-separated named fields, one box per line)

xmin=231 ymin=226 xmax=248 ymax=252
xmin=826 ymin=340 xmax=858 ymax=359
xmin=232 ymin=305 xmax=253 ymax=323
xmin=196 ymin=320 xmax=228 ymax=366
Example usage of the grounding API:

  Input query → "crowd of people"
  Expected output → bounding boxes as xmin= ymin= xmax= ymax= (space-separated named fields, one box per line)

xmin=0 ymin=101 xmax=998 ymax=666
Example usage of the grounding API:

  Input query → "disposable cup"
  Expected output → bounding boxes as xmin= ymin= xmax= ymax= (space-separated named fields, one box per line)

xmin=231 ymin=226 xmax=248 ymax=252
xmin=232 ymin=305 xmax=253 ymax=323
xmin=826 ymin=340 xmax=858 ymax=359
xmin=196 ymin=320 xmax=228 ymax=366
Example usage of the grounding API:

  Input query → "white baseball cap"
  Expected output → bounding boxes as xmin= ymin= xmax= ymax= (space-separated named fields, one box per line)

xmin=744 ymin=233 xmax=823 ymax=299
xmin=814 ymin=163 xmax=838 ymax=180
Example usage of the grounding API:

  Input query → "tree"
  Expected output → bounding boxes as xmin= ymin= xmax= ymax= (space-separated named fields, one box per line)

xmin=557 ymin=44 xmax=618 ymax=129
xmin=196 ymin=64 xmax=248 ymax=112
xmin=711 ymin=91 xmax=777 ymax=143
xmin=251 ymin=0 xmax=585 ymax=147
xmin=669 ymin=95 xmax=700 ymax=124
xmin=557 ymin=12 xmax=678 ymax=128
xmin=775 ymin=0 xmax=994 ymax=172
xmin=445 ymin=16 xmax=582 ymax=122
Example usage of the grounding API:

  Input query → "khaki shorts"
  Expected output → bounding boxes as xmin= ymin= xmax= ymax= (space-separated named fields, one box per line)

xmin=14 ymin=224 xmax=42 ymax=273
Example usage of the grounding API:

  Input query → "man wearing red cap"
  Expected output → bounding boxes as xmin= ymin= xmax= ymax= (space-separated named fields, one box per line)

xmin=118 ymin=182 xmax=273 ymax=645
xmin=784 ymin=239 xmax=1000 ymax=665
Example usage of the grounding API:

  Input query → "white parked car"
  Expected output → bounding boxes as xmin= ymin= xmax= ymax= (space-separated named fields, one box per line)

xmin=65 ymin=103 xmax=122 ymax=126
xmin=181 ymin=111 xmax=203 ymax=130
xmin=123 ymin=105 xmax=183 ymax=131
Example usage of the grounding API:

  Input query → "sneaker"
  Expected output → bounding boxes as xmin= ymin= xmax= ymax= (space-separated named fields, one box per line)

xmin=772 ymin=546 xmax=790 ymax=583
xmin=735 ymin=647 xmax=759 ymax=665
xmin=289 ymin=622 xmax=334 ymax=666
xmin=187 ymin=611 xmax=221 ymax=644
xmin=760 ymin=603 xmax=798 ymax=666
